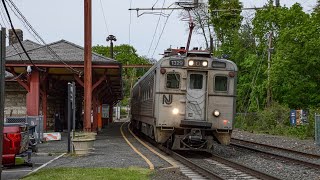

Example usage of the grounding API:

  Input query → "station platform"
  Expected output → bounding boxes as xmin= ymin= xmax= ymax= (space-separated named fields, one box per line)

xmin=8 ymin=121 xmax=190 ymax=180
xmin=43 ymin=122 xmax=172 ymax=169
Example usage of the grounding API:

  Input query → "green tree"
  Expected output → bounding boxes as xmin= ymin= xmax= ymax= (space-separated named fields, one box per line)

xmin=92 ymin=44 xmax=151 ymax=105
xmin=209 ymin=0 xmax=243 ymax=45
xmin=181 ymin=4 xmax=214 ymax=49
xmin=271 ymin=4 xmax=320 ymax=108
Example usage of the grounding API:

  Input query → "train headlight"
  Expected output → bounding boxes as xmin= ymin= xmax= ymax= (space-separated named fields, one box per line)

xmin=213 ymin=110 xmax=220 ymax=117
xmin=202 ymin=61 xmax=208 ymax=67
xmin=172 ymin=108 xmax=179 ymax=115
xmin=188 ymin=60 xmax=194 ymax=66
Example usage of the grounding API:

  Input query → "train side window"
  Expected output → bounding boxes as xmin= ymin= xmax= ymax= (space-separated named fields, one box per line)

xmin=190 ymin=74 xmax=203 ymax=89
xmin=166 ymin=73 xmax=180 ymax=89
xmin=214 ymin=76 xmax=228 ymax=92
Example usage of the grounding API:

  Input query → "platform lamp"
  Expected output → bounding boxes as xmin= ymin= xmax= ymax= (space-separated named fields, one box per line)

xmin=106 ymin=35 xmax=117 ymax=59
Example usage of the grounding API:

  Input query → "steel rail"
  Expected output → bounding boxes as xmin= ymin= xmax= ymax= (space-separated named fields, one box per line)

xmin=210 ymin=154 xmax=280 ymax=180
xmin=131 ymin=127 xmax=223 ymax=180
xmin=232 ymin=138 xmax=320 ymax=159
xmin=231 ymin=140 xmax=320 ymax=170
xmin=157 ymin=144 xmax=223 ymax=180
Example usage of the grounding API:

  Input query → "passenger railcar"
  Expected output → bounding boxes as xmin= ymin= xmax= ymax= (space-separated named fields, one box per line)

xmin=130 ymin=48 xmax=237 ymax=151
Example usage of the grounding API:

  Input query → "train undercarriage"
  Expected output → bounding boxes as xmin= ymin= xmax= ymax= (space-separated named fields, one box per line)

xmin=131 ymin=120 xmax=232 ymax=151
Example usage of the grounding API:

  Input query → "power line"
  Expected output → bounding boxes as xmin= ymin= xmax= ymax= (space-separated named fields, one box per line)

xmin=151 ymin=9 xmax=174 ymax=58
xmin=5 ymin=0 xmax=82 ymax=75
xmin=1 ymin=0 xmax=46 ymax=72
xmin=99 ymin=0 xmax=110 ymax=35
xmin=147 ymin=0 xmax=166 ymax=57
xmin=152 ymin=0 xmax=160 ymax=8
xmin=0 ymin=4 xmax=25 ymax=61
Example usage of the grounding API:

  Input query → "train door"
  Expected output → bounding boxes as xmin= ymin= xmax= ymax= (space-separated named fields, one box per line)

xmin=186 ymin=71 xmax=207 ymax=121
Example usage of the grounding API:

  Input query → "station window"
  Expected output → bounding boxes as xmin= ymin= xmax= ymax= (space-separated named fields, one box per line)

xmin=166 ymin=73 xmax=180 ymax=89
xmin=189 ymin=74 xmax=203 ymax=89
xmin=215 ymin=76 xmax=228 ymax=92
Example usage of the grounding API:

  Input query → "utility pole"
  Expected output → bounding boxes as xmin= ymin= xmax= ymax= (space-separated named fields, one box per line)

xmin=275 ymin=0 xmax=280 ymax=7
xmin=267 ymin=31 xmax=273 ymax=107
xmin=210 ymin=35 xmax=214 ymax=55
xmin=0 ymin=27 xmax=6 ymax=180
xmin=106 ymin=35 xmax=116 ymax=59
xmin=84 ymin=0 xmax=92 ymax=132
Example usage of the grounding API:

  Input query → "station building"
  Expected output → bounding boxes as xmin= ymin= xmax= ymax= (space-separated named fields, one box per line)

xmin=4 ymin=30 xmax=123 ymax=131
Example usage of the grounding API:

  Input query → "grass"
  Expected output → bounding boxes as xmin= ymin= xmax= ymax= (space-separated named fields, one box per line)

xmin=23 ymin=167 xmax=152 ymax=180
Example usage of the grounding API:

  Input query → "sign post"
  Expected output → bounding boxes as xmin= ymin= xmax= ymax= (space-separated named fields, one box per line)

xmin=315 ymin=114 xmax=320 ymax=146
xmin=67 ymin=82 xmax=76 ymax=153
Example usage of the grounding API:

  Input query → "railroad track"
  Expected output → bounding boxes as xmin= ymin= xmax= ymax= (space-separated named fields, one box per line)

xmin=156 ymin=142 xmax=223 ymax=179
xmin=207 ymin=153 xmax=280 ymax=180
xmin=231 ymin=138 xmax=320 ymax=170
xmin=128 ymin=124 xmax=221 ymax=179
xmin=166 ymin=147 xmax=280 ymax=180
xmin=133 ymin=128 xmax=279 ymax=179
xmin=129 ymin=123 xmax=285 ymax=179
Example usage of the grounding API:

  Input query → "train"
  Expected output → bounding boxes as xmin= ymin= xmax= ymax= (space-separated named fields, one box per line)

xmin=130 ymin=48 xmax=237 ymax=151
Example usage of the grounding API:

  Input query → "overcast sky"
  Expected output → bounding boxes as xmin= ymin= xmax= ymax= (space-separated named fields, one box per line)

xmin=2 ymin=0 xmax=317 ymax=60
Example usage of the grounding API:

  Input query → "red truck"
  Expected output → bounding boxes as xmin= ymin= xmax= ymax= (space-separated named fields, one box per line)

xmin=2 ymin=123 xmax=32 ymax=166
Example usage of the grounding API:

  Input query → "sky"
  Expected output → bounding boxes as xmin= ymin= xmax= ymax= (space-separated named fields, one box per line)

xmin=1 ymin=0 xmax=317 ymax=60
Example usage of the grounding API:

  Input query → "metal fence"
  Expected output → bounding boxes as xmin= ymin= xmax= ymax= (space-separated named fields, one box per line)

xmin=315 ymin=114 xmax=320 ymax=146
xmin=5 ymin=116 xmax=44 ymax=143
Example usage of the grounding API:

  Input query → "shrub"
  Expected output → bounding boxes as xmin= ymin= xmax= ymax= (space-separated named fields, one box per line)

xmin=235 ymin=103 xmax=319 ymax=139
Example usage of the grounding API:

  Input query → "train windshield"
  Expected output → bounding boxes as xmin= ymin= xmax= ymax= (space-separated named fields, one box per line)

xmin=189 ymin=74 xmax=203 ymax=89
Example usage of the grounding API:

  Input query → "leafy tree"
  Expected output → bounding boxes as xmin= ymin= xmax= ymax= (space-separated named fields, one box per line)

xmin=208 ymin=0 xmax=243 ymax=46
xmin=180 ymin=4 xmax=214 ymax=49
xmin=93 ymin=44 xmax=151 ymax=105
xmin=315 ymin=0 xmax=320 ymax=12
xmin=271 ymin=4 xmax=320 ymax=108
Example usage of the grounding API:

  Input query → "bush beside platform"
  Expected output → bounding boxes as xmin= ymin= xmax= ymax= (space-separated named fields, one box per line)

xmin=235 ymin=103 xmax=317 ymax=140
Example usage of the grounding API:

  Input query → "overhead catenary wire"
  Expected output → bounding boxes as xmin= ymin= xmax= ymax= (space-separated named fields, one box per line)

xmin=1 ymin=0 xmax=46 ymax=72
xmin=151 ymin=9 xmax=174 ymax=58
xmin=152 ymin=0 xmax=160 ymax=8
xmin=5 ymin=0 xmax=83 ymax=75
xmin=99 ymin=0 xmax=110 ymax=35
xmin=147 ymin=0 xmax=166 ymax=57
xmin=0 ymin=4 xmax=25 ymax=62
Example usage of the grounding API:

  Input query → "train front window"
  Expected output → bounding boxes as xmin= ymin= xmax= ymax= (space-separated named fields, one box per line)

xmin=215 ymin=76 xmax=228 ymax=92
xmin=166 ymin=73 xmax=180 ymax=89
xmin=189 ymin=74 xmax=203 ymax=89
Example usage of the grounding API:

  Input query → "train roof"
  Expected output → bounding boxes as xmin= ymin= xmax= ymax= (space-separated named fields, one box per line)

xmin=133 ymin=49 xmax=238 ymax=88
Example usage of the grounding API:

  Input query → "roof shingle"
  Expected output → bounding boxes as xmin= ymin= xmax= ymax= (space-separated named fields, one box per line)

xmin=6 ymin=39 xmax=119 ymax=65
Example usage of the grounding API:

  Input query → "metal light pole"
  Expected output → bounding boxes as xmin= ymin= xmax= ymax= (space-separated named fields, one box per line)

xmin=106 ymin=35 xmax=117 ymax=59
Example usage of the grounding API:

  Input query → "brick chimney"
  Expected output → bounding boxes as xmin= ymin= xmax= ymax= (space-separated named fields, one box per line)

xmin=9 ymin=29 xmax=23 ymax=45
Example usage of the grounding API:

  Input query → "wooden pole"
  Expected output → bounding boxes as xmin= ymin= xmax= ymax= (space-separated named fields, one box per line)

xmin=0 ymin=27 xmax=6 ymax=180
xmin=84 ymin=0 xmax=92 ymax=131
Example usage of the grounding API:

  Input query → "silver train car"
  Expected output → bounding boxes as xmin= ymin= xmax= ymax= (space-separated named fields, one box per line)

xmin=130 ymin=48 xmax=237 ymax=151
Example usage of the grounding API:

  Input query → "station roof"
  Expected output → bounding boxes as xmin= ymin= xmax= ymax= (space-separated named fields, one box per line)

xmin=6 ymin=39 xmax=119 ymax=65
xmin=5 ymin=39 xmax=123 ymax=103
